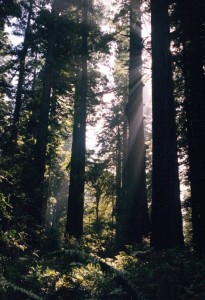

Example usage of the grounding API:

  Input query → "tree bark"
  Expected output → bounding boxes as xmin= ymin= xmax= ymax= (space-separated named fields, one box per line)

xmin=150 ymin=0 xmax=184 ymax=248
xmin=180 ymin=0 xmax=205 ymax=254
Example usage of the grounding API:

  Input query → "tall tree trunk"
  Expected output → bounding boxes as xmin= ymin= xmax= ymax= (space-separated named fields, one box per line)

xmin=180 ymin=0 xmax=205 ymax=255
xmin=33 ymin=0 xmax=59 ymax=226
xmin=66 ymin=0 xmax=88 ymax=239
xmin=124 ymin=0 xmax=150 ymax=245
xmin=150 ymin=0 xmax=184 ymax=248
xmin=11 ymin=0 xmax=34 ymax=146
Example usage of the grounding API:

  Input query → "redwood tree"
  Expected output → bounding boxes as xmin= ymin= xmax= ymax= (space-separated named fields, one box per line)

xmin=124 ymin=0 xmax=150 ymax=245
xmin=33 ymin=0 xmax=60 ymax=225
xmin=66 ymin=0 xmax=88 ymax=238
xmin=178 ymin=0 xmax=205 ymax=254
xmin=150 ymin=0 xmax=184 ymax=248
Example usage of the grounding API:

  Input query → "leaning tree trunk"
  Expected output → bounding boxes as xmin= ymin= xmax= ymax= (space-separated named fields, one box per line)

xmin=150 ymin=0 xmax=184 ymax=248
xmin=11 ymin=0 xmax=34 ymax=146
xmin=124 ymin=0 xmax=150 ymax=245
xmin=180 ymin=0 xmax=205 ymax=255
xmin=66 ymin=0 xmax=88 ymax=239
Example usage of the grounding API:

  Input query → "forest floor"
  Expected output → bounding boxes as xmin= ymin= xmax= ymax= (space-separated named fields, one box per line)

xmin=1 ymin=233 xmax=205 ymax=299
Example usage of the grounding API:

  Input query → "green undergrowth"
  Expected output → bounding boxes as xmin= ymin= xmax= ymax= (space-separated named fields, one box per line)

xmin=0 ymin=235 xmax=205 ymax=299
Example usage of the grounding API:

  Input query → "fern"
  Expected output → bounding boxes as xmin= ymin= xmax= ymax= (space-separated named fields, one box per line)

xmin=0 ymin=275 xmax=43 ymax=300
xmin=0 ymin=249 xmax=150 ymax=299
xmin=44 ymin=249 xmax=150 ymax=300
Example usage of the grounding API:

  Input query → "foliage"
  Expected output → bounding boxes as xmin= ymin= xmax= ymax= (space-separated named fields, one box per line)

xmin=1 ymin=243 xmax=205 ymax=299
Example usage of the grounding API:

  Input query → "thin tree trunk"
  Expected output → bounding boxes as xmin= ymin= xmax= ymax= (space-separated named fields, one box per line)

xmin=122 ymin=115 xmax=128 ymax=209
xmin=11 ymin=0 xmax=34 ymax=146
xmin=115 ymin=125 xmax=123 ymax=246
xmin=96 ymin=193 xmax=100 ymax=235
xmin=124 ymin=0 xmax=150 ymax=245
xmin=66 ymin=0 xmax=88 ymax=238
xmin=150 ymin=0 xmax=184 ymax=248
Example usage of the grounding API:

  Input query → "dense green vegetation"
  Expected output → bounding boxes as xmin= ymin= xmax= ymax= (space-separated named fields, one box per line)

xmin=0 ymin=0 xmax=204 ymax=298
